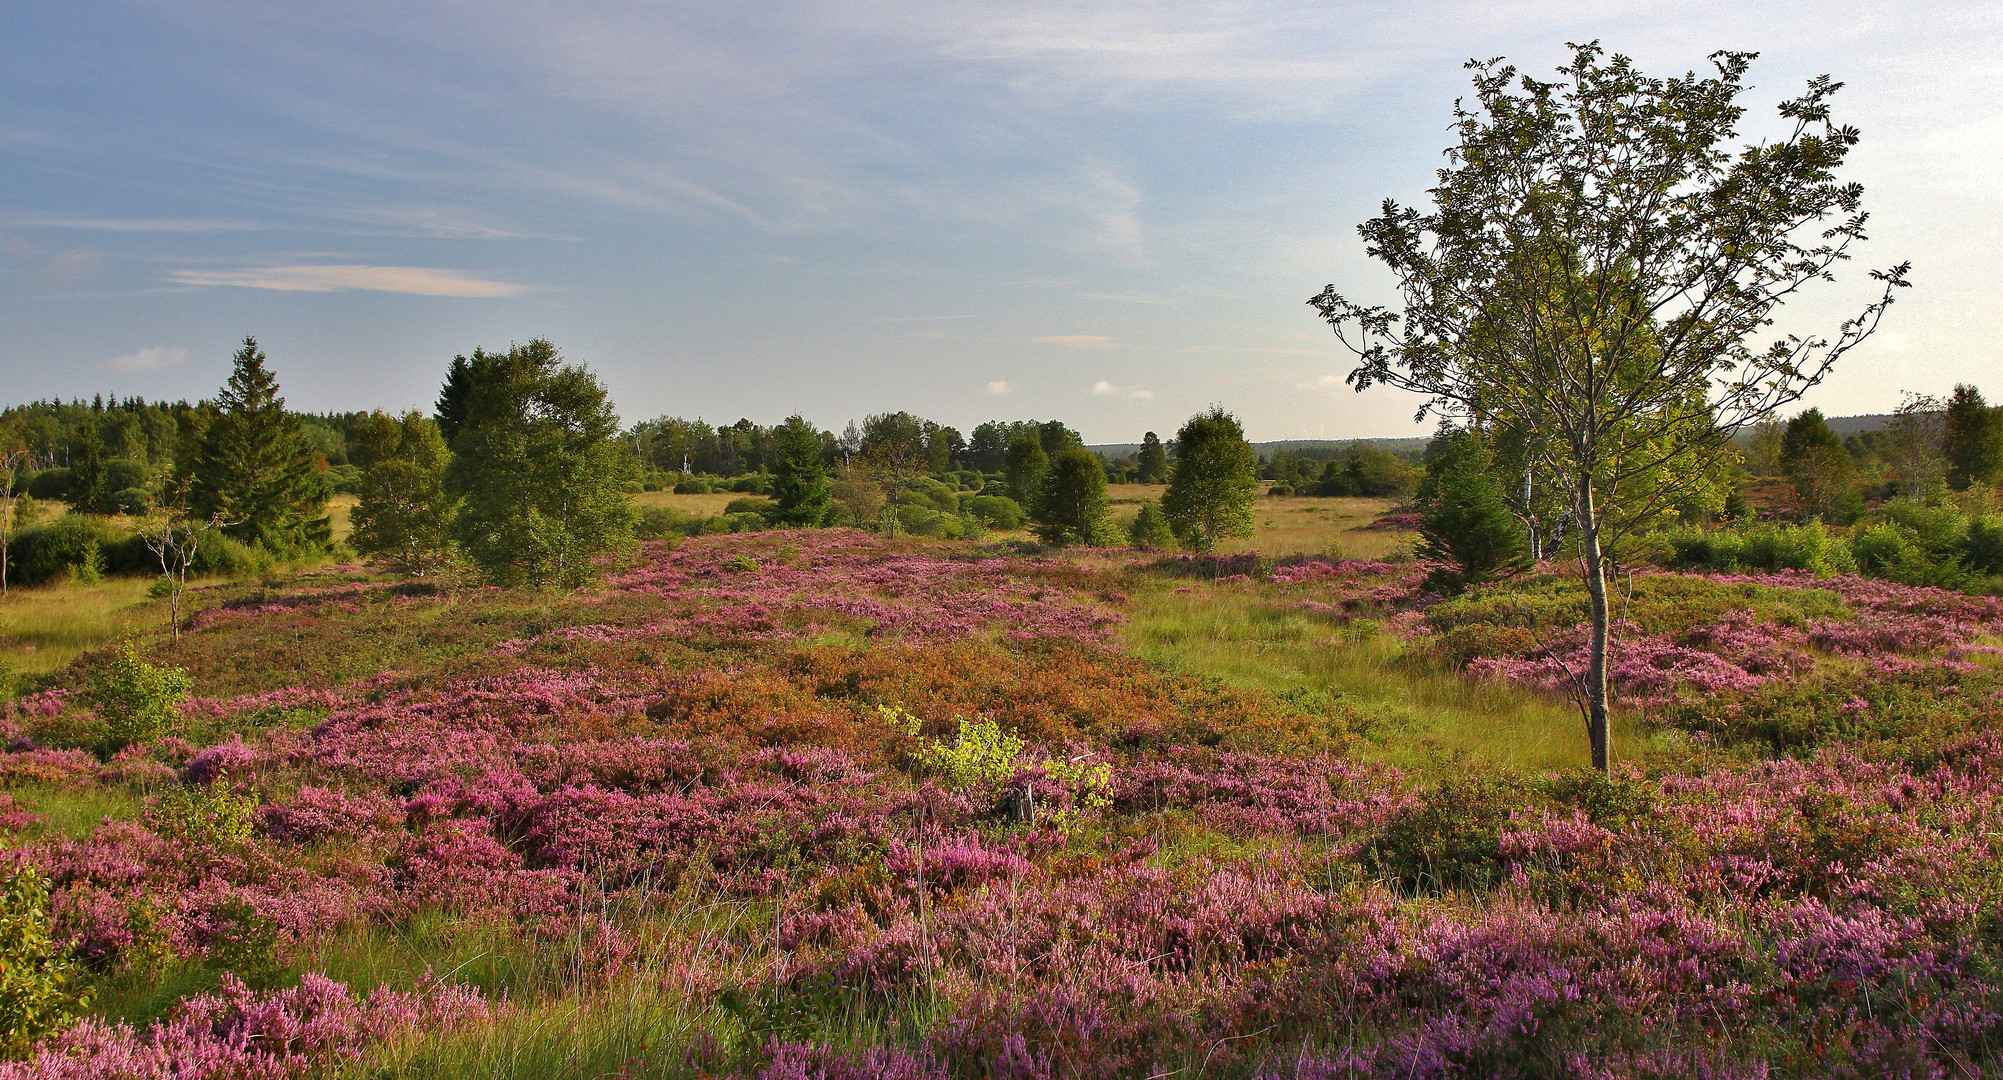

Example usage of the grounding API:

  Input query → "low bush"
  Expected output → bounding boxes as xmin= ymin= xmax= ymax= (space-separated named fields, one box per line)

xmin=1368 ymin=771 xmax=1523 ymax=895
xmin=724 ymin=496 xmax=774 ymax=516
xmin=635 ymin=504 xmax=693 ymax=540
xmin=964 ymin=495 xmax=1025 ymax=529
xmin=0 ymin=867 xmax=90 ymax=1059
xmin=87 ymin=643 xmax=193 ymax=756
xmin=1661 ymin=520 xmax=1857 ymax=576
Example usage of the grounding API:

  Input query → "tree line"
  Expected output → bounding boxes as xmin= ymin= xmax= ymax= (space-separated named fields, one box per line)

xmin=0 ymin=338 xmax=1311 ymax=603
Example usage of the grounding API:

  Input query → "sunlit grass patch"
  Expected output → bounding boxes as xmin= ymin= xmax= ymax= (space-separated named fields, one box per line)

xmin=0 ymin=576 xmax=164 ymax=683
xmin=1121 ymin=583 xmax=1662 ymax=774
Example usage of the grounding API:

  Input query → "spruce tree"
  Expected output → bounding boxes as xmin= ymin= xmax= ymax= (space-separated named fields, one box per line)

xmin=1161 ymin=408 xmax=1259 ymax=552
xmin=769 ymin=415 xmax=832 ymax=526
xmin=1032 ymin=447 xmax=1109 ymax=546
xmin=1779 ymin=408 xmax=1863 ymax=522
xmin=185 ymin=337 xmax=330 ymax=551
xmin=1945 ymin=384 xmax=2003 ymax=490
xmin=1135 ymin=431 xmax=1168 ymax=483
xmin=1415 ymin=430 xmax=1527 ymax=593
xmin=444 ymin=340 xmax=635 ymax=587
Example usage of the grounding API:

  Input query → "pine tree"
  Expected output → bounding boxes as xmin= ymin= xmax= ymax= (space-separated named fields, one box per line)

xmin=185 ymin=338 xmax=330 ymax=551
xmin=769 ymin=415 xmax=832 ymax=526
xmin=1945 ymin=384 xmax=2003 ymax=491
xmin=1415 ymin=430 xmax=1527 ymax=593
xmin=1135 ymin=431 xmax=1168 ymax=484
xmin=1032 ymin=447 xmax=1109 ymax=546
xmin=350 ymin=411 xmax=456 ymax=575
xmin=1161 ymin=408 xmax=1259 ymax=552
xmin=445 ymin=340 xmax=635 ymax=587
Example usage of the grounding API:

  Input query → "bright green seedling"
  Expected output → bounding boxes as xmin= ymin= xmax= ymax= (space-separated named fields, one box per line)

xmin=911 ymin=716 xmax=1024 ymax=791
xmin=88 ymin=643 xmax=193 ymax=756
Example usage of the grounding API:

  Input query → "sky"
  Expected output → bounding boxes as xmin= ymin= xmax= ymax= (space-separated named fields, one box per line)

xmin=2 ymin=1 xmax=1998 ymax=444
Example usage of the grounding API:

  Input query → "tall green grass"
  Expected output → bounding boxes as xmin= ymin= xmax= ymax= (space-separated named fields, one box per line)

xmin=1122 ymin=585 xmax=1662 ymax=774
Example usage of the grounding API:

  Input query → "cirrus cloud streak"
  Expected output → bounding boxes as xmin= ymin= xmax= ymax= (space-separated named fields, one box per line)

xmin=165 ymin=264 xmax=527 ymax=297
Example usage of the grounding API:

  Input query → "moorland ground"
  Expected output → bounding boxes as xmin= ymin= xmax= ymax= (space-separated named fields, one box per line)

xmin=3 ymin=497 xmax=2002 ymax=1078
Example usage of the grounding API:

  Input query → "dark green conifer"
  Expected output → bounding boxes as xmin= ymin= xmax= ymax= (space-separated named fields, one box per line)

xmin=185 ymin=337 xmax=330 ymax=551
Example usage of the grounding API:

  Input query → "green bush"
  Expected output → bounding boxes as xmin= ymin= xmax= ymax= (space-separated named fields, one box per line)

xmin=1667 ymin=520 xmax=1856 ymax=576
xmin=147 ymin=776 xmax=259 ymax=848
xmin=722 ymin=512 xmax=767 ymax=533
xmin=25 ymin=468 xmax=70 ymax=501
xmin=672 ymin=478 xmax=709 ymax=495
xmin=724 ymin=496 xmax=774 ymax=516
xmin=109 ymin=487 xmax=153 ymax=515
xmin=0 ymin=867 xmax=90 ymax=1059
xmin=1369 ymin=772 xmax=1521 ymax=895
xmin=1851 ymin=523 xmax=1953 ymax=587
xmin=87 ymin=643 xmax=193 ymax=756
xmin=187 ymin=534 xmax=273 ymax=578
xmin=1130 ymin=500 xmax=1175 ymax=549
xmin=102 ymin=458 xmax=152 ymax=494
xmin=7 ymin=516 xmax=130 ymax=586
xmin=905 ymin=477 xmax=960 ymax=512
xmin=635 ymin=504 xmax=693 ymax=540
xmin=965 ymin=495 xmax=1026 ymax=529
xmin=1267 ymin=483 xmax=1293 ymax=496
xmin=1963 ymin=516 xmax=2003 ymax=575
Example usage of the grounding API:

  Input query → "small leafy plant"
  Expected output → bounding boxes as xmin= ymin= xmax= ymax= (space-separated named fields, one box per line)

xmin=87 ymin=642 xmax=193 ymax=756
xmin=0 ymin=867 xmax=91 ymax=1059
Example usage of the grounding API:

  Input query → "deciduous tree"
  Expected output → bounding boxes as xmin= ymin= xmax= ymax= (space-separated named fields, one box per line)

xmin=350 ymin=411 xmax=456 ymax=576
xmin=445 ymin=340 xmax=635 ymax=587
xmin=1162 ymin=408 xmax=1259 ymax=552
xmin=1311 ymin=43 xmax=1907 ymax=771
xmin=1032 ymin=447 xmax=1109 ymax=546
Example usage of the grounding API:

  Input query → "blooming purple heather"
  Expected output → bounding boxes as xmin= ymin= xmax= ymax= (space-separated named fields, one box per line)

xmin=4 ymin=532 xmax=2003 ymax=1077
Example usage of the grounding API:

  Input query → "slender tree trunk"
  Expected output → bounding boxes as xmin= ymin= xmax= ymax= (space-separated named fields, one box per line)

xmin=1576 ymin=478 xmax=1611 ymax=773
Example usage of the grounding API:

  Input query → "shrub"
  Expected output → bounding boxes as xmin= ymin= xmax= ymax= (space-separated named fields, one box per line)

xmin=87 ymin=643 xmax=193 ymax=756
xmin=1129 ymin=500 xmax=1174 ymax=549
xmin=7 ymin=516 xmax=130 ymax=586
xmin=635 ymin=504 xmax=692 ymax=540
xmin=0 ymin=867 xmax=90 ymax=1059
xmin=724 ymin=496 xmax=774 ymax=516
xmin=1851 ymin=523 xmax=1957 ymax=587
xmin=1369 ymin=772 xmax=1521 ymax=895
xmin=673 ymin=478 xmax=708 ymax=494
xmin=1963 ymin=515 xmax=2003 ymax=575
xmin=25 ymin=468 xmax=70 ymax=501
xmin=909 ymin=716 xmax=1023 ymax=791
xmin=1267 ymin=483 xmax=1293 ymax=496
xmin=109 ymin=487 xmax=153 ymax=515
xmin=187 ymin=534 xmax=273 ymax=578
xmin=965 ymin=495 xmax=1026 ymax=530
xmin=148 ymin=776 xmax=259 ymax=849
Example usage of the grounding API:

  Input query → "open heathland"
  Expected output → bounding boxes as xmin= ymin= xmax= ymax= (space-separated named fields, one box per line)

xmin=1 ymin=529 xmax=2001 ymax=1078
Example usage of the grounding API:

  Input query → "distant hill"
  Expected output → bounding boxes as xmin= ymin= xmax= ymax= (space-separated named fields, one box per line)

xmin=1091 ymin=413 xmax=1893 ymax=460
xmin=1090 ymin=436 xmax=1429 ymax=460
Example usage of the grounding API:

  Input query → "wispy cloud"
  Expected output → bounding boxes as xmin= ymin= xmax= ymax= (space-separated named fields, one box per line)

xmin=165 ymin=264 xmax=527 ymax=297
xmin=1033 ymin=334 xmax=1115 ymax=348
xmin=17 ymin=217 xmax=260 ymax=233
xmin=1092 ymin=379 xmax=1154 ymax=400
xmin=985 ymin=380 xmax=1011 ymax=394
xmin=38 ymin=250 xmax=105 ymax=283
xmin=108 ymin=346 xmax=189 ymax=373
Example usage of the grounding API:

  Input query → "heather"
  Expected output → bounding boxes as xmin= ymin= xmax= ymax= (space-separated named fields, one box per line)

xmin=1 ymin=531 xmax=2002 ymax=1076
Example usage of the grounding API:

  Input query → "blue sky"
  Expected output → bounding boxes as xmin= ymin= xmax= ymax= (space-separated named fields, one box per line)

xmin=2 ymin=2 xmax=1997 ymax=442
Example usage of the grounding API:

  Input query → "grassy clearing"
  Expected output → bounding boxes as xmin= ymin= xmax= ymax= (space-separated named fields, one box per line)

xmin=632 ymin=490 xmax=751 ymax=517
xmin=0 ymin=576 xmax=166 ymax=682
xmin=1121 ymin=582 xmax=1662 ymax=775
xmin=1105 ymin=489 xmax=1414 ymax=560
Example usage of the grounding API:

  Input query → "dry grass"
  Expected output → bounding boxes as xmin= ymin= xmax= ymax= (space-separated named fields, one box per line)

xmin=327 ymin=494 xmax=358 ymax=545
xmin=1106 ymin=491 xmax=1414 ymax=560
xmin=631 ymin=490 xmax=752 ymax=517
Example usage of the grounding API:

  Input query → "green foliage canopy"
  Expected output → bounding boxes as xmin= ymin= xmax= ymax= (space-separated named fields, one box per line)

xmin=1162 ymin=408 xmax=1259 ymax=553
xmin=184 ymin=338 xmax=331 ymax=552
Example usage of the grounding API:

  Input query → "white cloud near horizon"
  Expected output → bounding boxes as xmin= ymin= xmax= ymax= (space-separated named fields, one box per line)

xmin=1034 ymin=335 xmax=1115 ymax=348
xmin=108 ymin=346 xmax=189 ymax=373
xmin=985 ymin=380 xmax=1010 ymax=394
xmin=1092 ymin=379 xmax=1154 ymax=400
xmin=165 ymin=265 xmax=527 ymax=297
